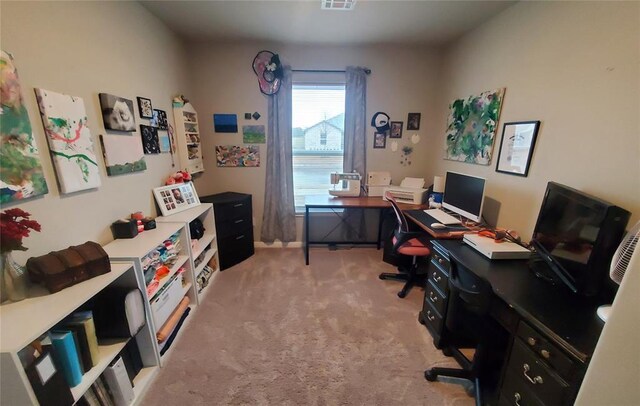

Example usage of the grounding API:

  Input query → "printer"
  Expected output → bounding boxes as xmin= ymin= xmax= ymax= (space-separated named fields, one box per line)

xmin=384 ymin=177 xmax=428 ymax=204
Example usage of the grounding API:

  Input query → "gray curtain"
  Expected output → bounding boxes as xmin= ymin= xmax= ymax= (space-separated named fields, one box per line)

xmin=342 ymin=67 xmax=368 ymax=240
xmin=343 ymin=66 xmax=367 ymax=180
xmin=261 ymin=66 xmax=296 ymax=243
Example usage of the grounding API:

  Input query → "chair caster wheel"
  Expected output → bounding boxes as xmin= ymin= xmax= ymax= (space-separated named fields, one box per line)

xmin=418 ymin=314 xmax=425 ymax=325
xmin=397 ymin=291 xmax=407 ymax=298
xmin=378 ymin=274 xmax=385 ymax=280
xmin=443 ymin=348 xmax=453 ymax=357
xmin=465 ymin=385 xmax=476 ymax=397
xmin=424 ymin=369 xmax=437 ymax=382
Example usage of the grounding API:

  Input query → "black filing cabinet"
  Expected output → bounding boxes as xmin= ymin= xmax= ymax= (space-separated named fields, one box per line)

xmin=200 ymin=192 xmax=254 ymax=270
xmin=419 ymin=242 xmax=450 ymax=349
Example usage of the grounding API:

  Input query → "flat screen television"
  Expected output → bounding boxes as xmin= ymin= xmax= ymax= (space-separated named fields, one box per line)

xmin=530 ymin=182 xmax=630 ymax=296
xmin=442 ymin=172 xmax=486 ymax=223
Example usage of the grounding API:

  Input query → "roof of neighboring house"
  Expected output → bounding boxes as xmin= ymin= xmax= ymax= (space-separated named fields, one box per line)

xmin=303 ymin=113 xmax=345 ymax=135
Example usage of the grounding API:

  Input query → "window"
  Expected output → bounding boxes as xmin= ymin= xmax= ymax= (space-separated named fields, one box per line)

xmin=292 ymin=84 xmax=346 ymax=212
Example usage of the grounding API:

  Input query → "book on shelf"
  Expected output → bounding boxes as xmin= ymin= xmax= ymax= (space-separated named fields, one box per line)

xmin=64 ymin=328 xmax=86 ymax=374
xmin=119 ymin=337 xmax=143 ymax=384
xmin=49 ymin=331 xmax=83 ymax=387
xmin=24 ymin=344 xmax=74 ymax=406
xmin=92 ymin=377 xmax=115 ymax=406
xmin=67 ymin=311 xmax=101 ymax=366
xmin=81 ymin=386 xmax=101 ymax=406
xmin=103 ymin=356 xmax=135 ymax=406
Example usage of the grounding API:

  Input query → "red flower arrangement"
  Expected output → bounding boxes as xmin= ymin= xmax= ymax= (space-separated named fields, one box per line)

xmin=0 ymin=208 xmax=41 ymax=253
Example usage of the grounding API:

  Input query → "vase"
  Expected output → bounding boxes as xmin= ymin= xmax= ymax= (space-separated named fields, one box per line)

xmin=0 ymin=252 xmax=28 ymax=302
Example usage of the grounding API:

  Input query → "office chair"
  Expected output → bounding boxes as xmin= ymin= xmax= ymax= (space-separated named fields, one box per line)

xmin=424 ymin=260 xmax=502 ymax=406
xmin=378 ymin=193 xmax=431 ymax=298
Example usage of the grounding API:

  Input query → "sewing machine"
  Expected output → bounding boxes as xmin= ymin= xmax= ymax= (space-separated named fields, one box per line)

xmin=329 ymin=172 xmax=362 ymax=197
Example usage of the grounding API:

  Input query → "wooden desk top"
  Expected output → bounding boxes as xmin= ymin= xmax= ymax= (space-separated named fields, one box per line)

xmin=304 ymin=195 xmax=425 ymax=210
xmin=433 ymin=239 xmax=605 ymax=363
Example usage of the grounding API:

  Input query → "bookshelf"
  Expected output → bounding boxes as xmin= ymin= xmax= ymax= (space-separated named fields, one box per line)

xmin=0 ymin=263 xmax=160 ymax=405
xmin=155 ymin=203 xmax=219 ymax=301
xmin=172 ymin=102 xmax=204 ymax=174
xmin=103 ymin=223 xmax=197 ymax=367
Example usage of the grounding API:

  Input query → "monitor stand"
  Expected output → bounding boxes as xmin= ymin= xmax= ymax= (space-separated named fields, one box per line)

xmin=528 ymin=257 xmax=563 ymax=286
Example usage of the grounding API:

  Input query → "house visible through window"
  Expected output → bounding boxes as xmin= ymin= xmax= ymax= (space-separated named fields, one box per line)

xmin=292 ymin=84 xmax=346 ymax=212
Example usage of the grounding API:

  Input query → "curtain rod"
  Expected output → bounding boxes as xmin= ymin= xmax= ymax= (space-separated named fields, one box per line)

xmin=291 ymin=68 xmax=371 ymax=75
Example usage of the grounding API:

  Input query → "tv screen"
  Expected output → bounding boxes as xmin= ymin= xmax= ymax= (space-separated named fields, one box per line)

xmin=532 ymin=182 xmax=630 ymax=296
xmin=442 ymin=172 xmax=486 ymax=222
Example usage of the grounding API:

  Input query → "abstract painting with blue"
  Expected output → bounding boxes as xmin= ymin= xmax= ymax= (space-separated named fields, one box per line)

xmin=213 ymin=114 xmax=238 ymax=133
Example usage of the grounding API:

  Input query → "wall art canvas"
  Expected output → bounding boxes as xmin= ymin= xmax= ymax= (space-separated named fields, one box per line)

xmin=445 ymin=88 xmax=505 ymax=165
xmin=140 ymin=125 xmax=160 ymax=154
xmin=216 ymin=145 xmax=260 ymax=167
xmin=99 ymin=93 xmax=135 ymax=132
xmin=35 ymin=88 xmax=101 ymax=194
xmin=0 ymin=51 xmax=49 ymax=203
xmin=213 ymin=114 xmax=238 ymax=133
xmin=242 ymin=125 xmax=265 ymax=144
xmin=159 ymin=133 xmax=171 ymax=153
xmin=100 ymin=134 xmax=147 ymax=176
xmin=137 ymin=97 xmax=153 ymax=118
xmin=153 ymin=109 xmax=168 ymax=130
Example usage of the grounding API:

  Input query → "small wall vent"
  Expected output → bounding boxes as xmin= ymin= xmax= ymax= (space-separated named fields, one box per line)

xmin=321 ymin=0 xmax=356 ymax=11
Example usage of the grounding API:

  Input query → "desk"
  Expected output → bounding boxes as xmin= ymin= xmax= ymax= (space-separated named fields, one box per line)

xmin=405 ymin=209 xmax=469 ymax=239
xmin=422 ymin=239 xmax=606 ymax=405
xmin=304 ymin=196 xmax=424 ymax=265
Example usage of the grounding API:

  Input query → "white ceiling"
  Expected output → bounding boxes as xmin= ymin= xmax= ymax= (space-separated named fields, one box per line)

xmin=140 ymin=1 xmax=516 ymax=46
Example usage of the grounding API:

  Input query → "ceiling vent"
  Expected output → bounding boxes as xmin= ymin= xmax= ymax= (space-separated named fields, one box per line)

xmin=321 ymin=0 xmax=356 ymax=11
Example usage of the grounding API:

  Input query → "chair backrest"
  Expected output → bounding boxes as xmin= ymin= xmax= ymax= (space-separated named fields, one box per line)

xmin=445 ymin=259 xmax=493 ymax=334
xmin=385 ymin=192 xmax=410 ymax=234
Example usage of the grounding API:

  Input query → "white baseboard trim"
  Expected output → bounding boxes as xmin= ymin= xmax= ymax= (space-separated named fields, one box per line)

xmin=254 ymin=241 xmax=303 ymax=248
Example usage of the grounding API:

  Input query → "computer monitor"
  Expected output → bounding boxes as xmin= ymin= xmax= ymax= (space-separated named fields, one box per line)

xmin=442 ymin=171 xmax=486 ymax=223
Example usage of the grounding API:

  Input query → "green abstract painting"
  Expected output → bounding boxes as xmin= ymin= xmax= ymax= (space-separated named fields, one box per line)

xmin=0 ymin=51 xmax=49 ymax=203
xmin=445 ymin=88 xmax=505 ymax=165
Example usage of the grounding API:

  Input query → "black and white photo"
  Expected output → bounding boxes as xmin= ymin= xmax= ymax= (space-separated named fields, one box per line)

xmin=99 ymin=93 xmax=136 ymax=132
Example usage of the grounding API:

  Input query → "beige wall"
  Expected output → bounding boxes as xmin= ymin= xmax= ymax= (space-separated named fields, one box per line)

xmin=1 ymin=2 xmax=192 ymax=262
xmin=187 ymin=42 xmax=441 ymax=241
xmin=429 ymin=1 xmax=640 ymax=238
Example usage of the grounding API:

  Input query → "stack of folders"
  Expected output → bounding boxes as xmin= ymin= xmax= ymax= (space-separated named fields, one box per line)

xmin=50 ymin=311 xmax=101 ymax=388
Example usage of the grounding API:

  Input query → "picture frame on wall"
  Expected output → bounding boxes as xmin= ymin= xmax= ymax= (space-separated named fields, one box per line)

xmin=495 ymin=121 xmax=540 ymax=177
xmin=389 ymin=121 xmax=403 ymax=138
xmin=373 ymin=131 xmax=387 ymax=149
xmin=99 ymin=93 xmax=136 ymax=132
xmin=153 ymin=182 xmax=201 ymax=217
xmin=407 ymin=113 xmax=421 ymax=130
xmin=137 ymin=97 xmax=153 ymax=119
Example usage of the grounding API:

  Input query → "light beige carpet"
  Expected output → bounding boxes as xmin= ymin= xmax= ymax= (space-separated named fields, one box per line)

xmin=142 ymin=248 xmax=472 ymax=405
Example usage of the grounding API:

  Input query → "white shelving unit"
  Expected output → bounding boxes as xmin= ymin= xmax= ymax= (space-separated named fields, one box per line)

xmin=156 ymin=203 xmax=219 ymax=302
xmin=172 ymin=102 xmax=204 ymax=174
xmin=0 ymin=263 xmax=159 ymax=406
xmin=103 ymin=223 xmax=197 ymax=367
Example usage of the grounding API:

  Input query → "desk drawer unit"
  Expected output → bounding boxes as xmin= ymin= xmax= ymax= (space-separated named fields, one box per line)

xmin=420 ymin=243 xmax=450 ymax=346
xmin=500 ymin=371 xmax=546 ymax=406
xmin=201 ymin=192 xmax=254 ymax=270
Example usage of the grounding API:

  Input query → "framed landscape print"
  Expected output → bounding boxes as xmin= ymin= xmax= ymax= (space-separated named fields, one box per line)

xmin=495 ymin=121 xmax=540 ymax=177
xmin=153 ymin=182 xmax=200 ymax=216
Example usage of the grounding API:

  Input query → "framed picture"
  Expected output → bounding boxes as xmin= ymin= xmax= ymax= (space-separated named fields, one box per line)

xmin=153 ymin=182 xmax=201 ymax=217
xmin=407 ymin=113 xmax=421 ymax=130
xmin=140 ymin=125 xmax=160 ymax=154
xmin=99 ymin=93 xmax=136 ymax=132
xmin=137 ymin=97 xmax=153 ymax=118
xmin=373 ymin=131 xmax=387 ymax=149
xmin=390 ymin=121 xmax=403 ymax=138
xmin=495 ymin=121 xmax=540 ymax=177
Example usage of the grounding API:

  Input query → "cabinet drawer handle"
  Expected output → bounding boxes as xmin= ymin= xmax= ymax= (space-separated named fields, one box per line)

xmin=432 ymin=272 xmax=441 ymax=282
xmin=429 ymin=292 xmax=438 ymax=303
xmin=438 ymin=258 xmax=444 ymax=264
xmin=233 ymin=203 xmax=243 ymax=207
xmin=514 ymin=392 xmax=522 ymax=406
xmin=523 ymin=363 xmax=544 ymax=384
xmin=540 ymin=349 xmax=550 ymax=359
xmin=234 ymin=219 xmax=244 ymax=224
xmin=527 ymin=337 xmax=537 ymax=346
xmin=426 ymin=310 xmax=435 ymax=321
xmin=235 ymin=235 xmax=245 ymax=240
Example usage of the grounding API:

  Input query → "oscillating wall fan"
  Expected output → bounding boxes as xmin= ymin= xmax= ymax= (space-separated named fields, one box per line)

xmin=597 ymin=220 xmax=640 ymax=322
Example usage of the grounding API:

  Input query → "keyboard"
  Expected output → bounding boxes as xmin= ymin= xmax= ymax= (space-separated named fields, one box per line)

xmin=423 ymin=209 xmax=461 ymax=225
